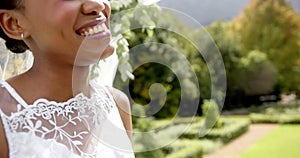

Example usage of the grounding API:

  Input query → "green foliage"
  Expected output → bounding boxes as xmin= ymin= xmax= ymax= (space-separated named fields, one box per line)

xmin=133 ymin=117 xmax=165 ymax=158
xmin=131 ymin=104 xmax=147 ymax=126
xmin=249 ymin=103 xmax=300 ymax=123
xmin=204 ymin=119 xmax=250 ymax=143
xmin=134 ymin=137 xmax=164 ymax=158
xmin=151 ymin=119 xmax=172 ymax=130
xmin=181 ymin=119 xmax=250 ymax=143
xmin=194 ymin=139 xmax=223 ymax=155
xmin=250 ymin=113 xmax=300 ymax=124
xmin=128 ymin=62 xmax=181 ymax=118
xmin=131 ymin=105 xmax=165 ymax=158
xmin=201 ymin=100 xmax=222 ymax=129
xmin=152 ymin=118 xmax=223 ymax=155
xmin=134 ymin=148 xmax=164 ymax=158
xmin=232 ymin=0 xmax=300 ymax=92
xmin=110 ymin=0 xmax=161 ymax=81
xmin=165 ymin=139 xmax=222 ymax=155
xmin=165 ymin=139 xmax=203 ymax=158
xmin=134 ymin=116 xmax=250 ymax=157
xmin=240 ymin=50 xmax=268 ymax=70
xmin=206 ymin=20 xmax=245 ymax=107
xmin=238 ymin=50 xmax=278 ymax=95
xmin=114 ymin=11 xmax=202 ymax=118
xmin=110 ymin=0 xmax=133 ymax=11
xmin=250 ymin=103 xmax=300 ymax=114
xmin=151 ymin=117 xmax=201 ymax=131
xmin=206 ymin=21 xmax=242 ymax=79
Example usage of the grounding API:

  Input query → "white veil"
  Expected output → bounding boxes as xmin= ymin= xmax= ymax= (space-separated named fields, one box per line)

xmin=0 ymin=40 xmax=34 ymax=81
xmin=92 ymin=50 xmax=119 ymax=86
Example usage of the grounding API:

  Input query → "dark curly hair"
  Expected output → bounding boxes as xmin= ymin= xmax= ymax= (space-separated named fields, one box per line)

xmin=0 ymin=0 xmax=29 ymax=53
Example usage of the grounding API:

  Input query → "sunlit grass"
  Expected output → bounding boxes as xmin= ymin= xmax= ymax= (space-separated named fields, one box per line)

xmin=240 ymin=125 xmax=300 ymax=158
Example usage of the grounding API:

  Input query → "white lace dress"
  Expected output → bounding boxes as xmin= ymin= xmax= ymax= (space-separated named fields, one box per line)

xmin=0 ymin=81 xmax=135 ymax=158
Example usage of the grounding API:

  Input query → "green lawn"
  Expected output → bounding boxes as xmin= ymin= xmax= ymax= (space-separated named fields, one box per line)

xmin=240 ymin=125 xmax=300 ymax=158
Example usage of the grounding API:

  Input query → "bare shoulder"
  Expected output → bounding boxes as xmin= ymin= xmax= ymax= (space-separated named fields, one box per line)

xmin=106 ymin=87 xmax=133 ymax=141
xmin=0 ymin=118 xmax=8 ymax=158
xmin=0 ymin=87 xmax=9 ymax=158
xmin=107 ymin=87 xmax=130 ymax=110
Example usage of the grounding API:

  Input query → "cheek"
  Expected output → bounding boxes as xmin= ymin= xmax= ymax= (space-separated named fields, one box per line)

xmin=26 ymin=3 xmax=79 ymax=39
xmin=35 ymin=5 xmax=81 ymax=50
xmin=51 ymin=4 xmax=79 ymax=28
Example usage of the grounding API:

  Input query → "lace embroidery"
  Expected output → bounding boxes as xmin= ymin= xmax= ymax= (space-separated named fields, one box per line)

xmin=3 ymin=88 xmax=114 ymax=157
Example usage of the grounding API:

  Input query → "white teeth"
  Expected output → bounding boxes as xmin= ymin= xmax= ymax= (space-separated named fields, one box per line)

xmin=101 ymin=23 xmax=107 ymax=30
xmin=88 ymin=28 xmax=93 ymax=35
xmin=79 ymin=24 xmax=107 ymax=36
xmin=93 ymin=27 xmax=98 ymax=33
xmin=98 ymin=25 xmax=104 ymax=32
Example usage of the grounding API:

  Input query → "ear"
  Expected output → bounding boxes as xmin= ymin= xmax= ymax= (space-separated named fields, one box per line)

xmin=0 ymin=10 xmax=24 ymax=40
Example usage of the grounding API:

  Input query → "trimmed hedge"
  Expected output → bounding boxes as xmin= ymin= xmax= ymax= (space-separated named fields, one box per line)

xmin=163 ymin=139 xmax=222 ymax=155
xmin=179 ymin=121 xmax=205 ymax=139
xmin=249 ymin=103 xmax=300 ymax=124
xmin=250 ymin=113 xmax=300 ymax=124
xmin=152 ymin=117 xmax=203 ymax=131
xmin=181 ymin=119 xmax=251 ymax=143
xmin=205 ymin=119 xmax=250 ymax=143
xmin=166 ymin=146 xmax=203 ymax=158
xmin=134 ymin=117 xmax=250 ymax=157
xmin=165 ymin=139 xmax=203 ymax=158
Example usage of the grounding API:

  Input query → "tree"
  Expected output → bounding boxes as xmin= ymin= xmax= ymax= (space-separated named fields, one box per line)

xmin=232 ymin=0 xmax=300 ymax=92
xmin=206 ymin=21 xmax=242 ymax=102
xmin=238 ymin=50 xmax=278 ymax=95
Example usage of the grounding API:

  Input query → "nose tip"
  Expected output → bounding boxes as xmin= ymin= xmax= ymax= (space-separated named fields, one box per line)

xmin=81 ymin=0 xmax=105 ymax=15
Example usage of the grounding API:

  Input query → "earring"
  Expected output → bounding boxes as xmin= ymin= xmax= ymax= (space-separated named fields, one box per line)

xmin=21 ymin=33 xmax=24 ymax=39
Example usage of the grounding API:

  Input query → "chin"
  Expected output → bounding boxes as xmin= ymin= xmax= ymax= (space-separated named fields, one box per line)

xmin=74 ymin=41 xmax=115 ymax=66
xmin=100 ymin=44 xmax=115 ymax=60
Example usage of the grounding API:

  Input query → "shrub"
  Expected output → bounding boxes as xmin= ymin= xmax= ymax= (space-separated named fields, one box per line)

xmin=204 ymin=119 xmax=250 ymax=143
xmin=135 ymin=149 xmax=164 ymax=158
xmin=156 ymin=124 xmax=189 ymax=146
xmin=179 ymin=121 xmax=205 ymax=139
xmin=202 ymin=100 xmax=222 ymax=129
xmin=134 ymin=130 xmax=165 ymax=158
xmin=249 ymin=103 xmax=300 ymax=115
xmin=133 ymin=118 xmax=165 ymax=158
xmin=249 ymin=103 xmax=300 ymax=124
xmin=165 ymin=147 xmax=203 ymax=158
xmin=165 ymin=139 xmax=203 ymax=158
xmin=173 ymin=117 xmax=202 ymax=125
xmin=250 ymin=113 xmax=300 ymax=124
xmin=181 ymin=119 xmax=250 ymax=143
xmin=165 ymin=139 xmax=222 ymax=155
xmin=152 ymin=117 xmax=203 ymax=131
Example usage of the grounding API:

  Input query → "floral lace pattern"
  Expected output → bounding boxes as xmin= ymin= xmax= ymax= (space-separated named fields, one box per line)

xmin=2 ymin=87 xmax=114 ymax=157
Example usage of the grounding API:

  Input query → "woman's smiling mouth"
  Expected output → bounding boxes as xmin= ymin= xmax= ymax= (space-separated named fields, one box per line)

xmin=77 ymin=23 xmax=108 ymax=37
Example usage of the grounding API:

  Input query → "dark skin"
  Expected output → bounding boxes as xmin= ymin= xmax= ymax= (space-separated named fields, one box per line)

xmin=0 ymin=0 xmax=132 ymax=157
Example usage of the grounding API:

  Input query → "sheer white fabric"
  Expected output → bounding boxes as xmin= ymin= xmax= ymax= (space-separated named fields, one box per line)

xmin=0 ymin=80 xmax=135 ymax=158
xmin=95 ymin=51 xmax=119 ymax=86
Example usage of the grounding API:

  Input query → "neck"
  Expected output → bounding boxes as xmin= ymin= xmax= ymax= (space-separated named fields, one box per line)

xmin=10 ymin=58 xmax=92 ymax=103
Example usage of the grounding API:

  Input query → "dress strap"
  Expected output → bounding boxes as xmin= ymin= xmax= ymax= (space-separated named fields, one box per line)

xmin=0 ymin=81 xmax=29 ymax=108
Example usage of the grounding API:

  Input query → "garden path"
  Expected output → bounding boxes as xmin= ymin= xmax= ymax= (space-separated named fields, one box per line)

xmin=203 ymin=124 xmax=278 ymax=158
